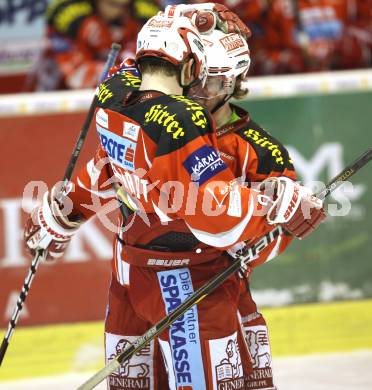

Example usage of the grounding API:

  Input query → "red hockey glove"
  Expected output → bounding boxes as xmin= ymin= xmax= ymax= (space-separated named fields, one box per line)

xmin=260 ymin=177 xmax=326 ymax=239
xmin=108 ymin=58 xmax=138 ymax=77
xmin=213 ymin=4 xmax=251 ymax=39
xmin=172 ymin=3 xmax=251 ymax=38
xmin=24 ymin=186 xmax=81 ymax=260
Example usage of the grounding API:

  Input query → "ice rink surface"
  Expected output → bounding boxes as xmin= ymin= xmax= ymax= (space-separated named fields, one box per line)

xmin=1 ymin=350 xmax=371 ymax=390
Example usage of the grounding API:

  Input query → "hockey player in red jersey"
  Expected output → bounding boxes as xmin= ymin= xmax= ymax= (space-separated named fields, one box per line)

xmin=32 ymin=0 xmax=154 ymax=91
xmin=188 ymin=27 xmax=297 ymax=389
xmin=24 ymin=4 xmax=325 ymax=389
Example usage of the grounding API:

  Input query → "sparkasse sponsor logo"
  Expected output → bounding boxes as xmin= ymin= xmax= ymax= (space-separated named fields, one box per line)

xmin=97 ymin=124 xmax=137 ymax=171
xmin=158 ymin=269 xmax=206 ymax=389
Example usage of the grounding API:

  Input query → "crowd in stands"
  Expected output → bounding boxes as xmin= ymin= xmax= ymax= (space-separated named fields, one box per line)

xmin=30 ymin=0 xmax=372 ymax=90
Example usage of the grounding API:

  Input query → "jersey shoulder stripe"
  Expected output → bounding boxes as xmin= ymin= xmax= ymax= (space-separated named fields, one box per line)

xmin=237 ymin=119 xmax=295 ymax=174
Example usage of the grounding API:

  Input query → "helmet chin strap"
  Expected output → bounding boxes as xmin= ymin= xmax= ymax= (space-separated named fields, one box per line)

xmin=183 ymin=77 xmax=202 ymax=96
xmin=210 ymin=94 xmax=231 ymax=114
xmin=210 ymin=76 xmax=236 ymax=113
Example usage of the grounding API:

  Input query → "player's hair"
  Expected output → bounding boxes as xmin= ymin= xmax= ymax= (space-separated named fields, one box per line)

xmin=137 ymin=57 xmax=179 ymax=78
xmin=232 ymin=76 xmax=249 ymax=100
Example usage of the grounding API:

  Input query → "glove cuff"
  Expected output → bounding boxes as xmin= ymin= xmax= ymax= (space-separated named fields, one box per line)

xmin=38 ymin=192 xmax=79 ymax=241
xmin=263 ymin=177 xmax=312 ymax=225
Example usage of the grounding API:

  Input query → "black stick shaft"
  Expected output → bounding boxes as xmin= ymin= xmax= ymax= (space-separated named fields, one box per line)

xmin=0 ymin=44 xmax=121 ymax=368
xmin=78 ymin=147 xmax=372 ymax=390
xmin=316 ymin=148 xmax=372 ymax=200
xmin=62 ymin=43 xmax=121 ymax=185
xmin=0 ymin=250 xmax=46 ymax=366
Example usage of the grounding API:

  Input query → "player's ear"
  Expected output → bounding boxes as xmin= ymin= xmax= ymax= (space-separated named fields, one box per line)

xmin=181 ymin=58 xmax=195 ymax=86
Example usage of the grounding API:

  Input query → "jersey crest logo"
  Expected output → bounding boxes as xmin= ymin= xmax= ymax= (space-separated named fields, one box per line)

xmin=183 ymin=145 xmax=227 ymax=185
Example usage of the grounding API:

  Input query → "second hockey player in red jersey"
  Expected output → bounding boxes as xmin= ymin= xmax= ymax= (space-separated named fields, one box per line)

xmin=188 ymin=27 xmax=297 ymax=389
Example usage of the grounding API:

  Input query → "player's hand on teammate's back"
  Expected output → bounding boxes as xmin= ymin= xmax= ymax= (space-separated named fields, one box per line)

xmin=24 ymin=186 xmax=81 ymax=260
xmin=261 ymin=177 xmax=327 ymax=239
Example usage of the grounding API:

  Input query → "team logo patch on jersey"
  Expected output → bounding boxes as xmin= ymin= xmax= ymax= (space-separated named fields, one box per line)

xmin=123 ymin=121 xmax=140 ymax=141
xmin=97 ymin=124 xmax=137 ymax=171
xmin=158 ymin=269 xmax=206 ymax=390
xmin=183 ymin=145 xmax=227 ymax=185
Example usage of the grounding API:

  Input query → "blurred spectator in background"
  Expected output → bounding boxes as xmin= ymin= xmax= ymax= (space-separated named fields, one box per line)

xmin=166 ymin=0 xmax=372 ymax=75
xmin=31 ymin=0 xmax=159 ymax=90
xmin=249 ymin=0 xmax=372 ymax=75
xmin=25 ymin=0 xmax=372 ymax=90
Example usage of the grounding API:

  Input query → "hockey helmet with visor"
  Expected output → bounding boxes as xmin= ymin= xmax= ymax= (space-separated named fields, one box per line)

xmin=136 ymin=13 xmax=208 ymax=88
xmin=189 ymin=29 xmax=250 ymax=100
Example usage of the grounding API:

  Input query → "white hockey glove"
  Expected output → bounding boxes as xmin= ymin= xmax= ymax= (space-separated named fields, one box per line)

xmin=260 ymin=177 xmax=326 ymax=239
xmin=24 ymin=186 xmax=81 ymax=260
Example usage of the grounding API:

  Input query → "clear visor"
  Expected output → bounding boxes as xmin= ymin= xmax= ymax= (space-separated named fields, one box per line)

xmin=189 ymin=75 xmax=235 ymax=100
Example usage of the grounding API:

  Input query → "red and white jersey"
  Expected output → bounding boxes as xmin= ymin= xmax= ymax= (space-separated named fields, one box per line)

xmin=66 ymin=71 xmax=296 ymax=283
xmin=216 ymin=104 xmax=297 ymax=268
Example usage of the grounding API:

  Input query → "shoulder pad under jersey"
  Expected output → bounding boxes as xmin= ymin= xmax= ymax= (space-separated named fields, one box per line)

xmin=47 ymin=0 xmax=93 ymax=38
xmin=96 ymin=72 xmax=141 ymax=109
xmin=237 ymin=119 xmax=295 ymax=174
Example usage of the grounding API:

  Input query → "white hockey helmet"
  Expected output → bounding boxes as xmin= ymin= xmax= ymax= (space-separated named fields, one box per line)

xmin=136 ymin=13 xmax=207 ymax=86
xmin=190 ymin=29 xmax=250 ymax=99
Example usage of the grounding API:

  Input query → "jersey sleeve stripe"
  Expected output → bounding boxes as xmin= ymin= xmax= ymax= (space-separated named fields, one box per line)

xmin=185 ymin=193 xmax=255 ymax=248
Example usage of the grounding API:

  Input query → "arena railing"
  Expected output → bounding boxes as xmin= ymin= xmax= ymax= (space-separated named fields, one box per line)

xmin=0 ymin=69 xmax=371 ymax=117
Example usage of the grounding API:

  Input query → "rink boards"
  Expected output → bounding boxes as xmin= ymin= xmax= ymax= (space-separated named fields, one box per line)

xmin=1 ymin=299 xmax=372 ymax=382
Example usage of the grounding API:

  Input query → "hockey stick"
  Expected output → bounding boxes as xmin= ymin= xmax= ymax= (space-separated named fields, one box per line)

xmin=61 ymin=42 xmax=121 ymax=189
xmin=0 ymin=43 xmax=121 ymax=367
xmin=77 ymin=147 xmax=372 ymax=389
